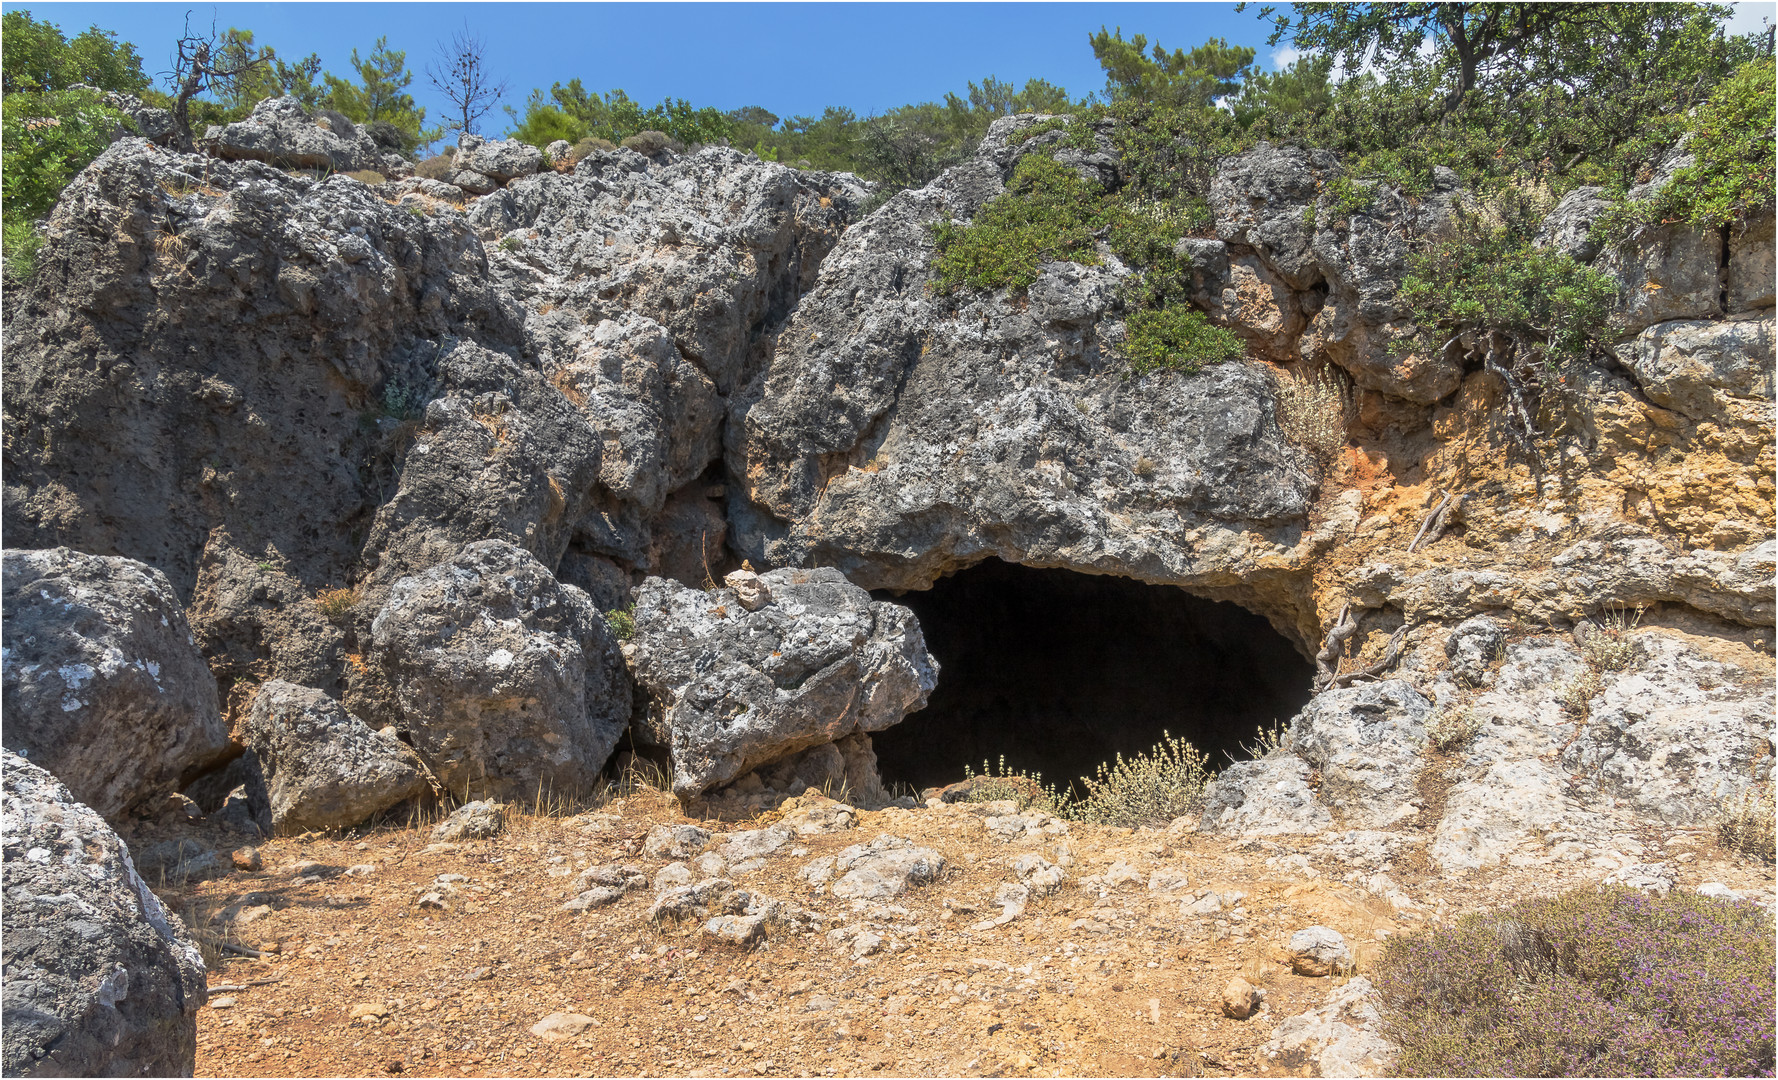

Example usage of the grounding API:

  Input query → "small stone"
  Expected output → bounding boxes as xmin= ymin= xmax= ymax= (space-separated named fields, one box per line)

xmin=654 ymin=862 xmax=693 ymax=892
xmin=1289 ymin=926 xmax=1352 ymax=977
xmin=723 ymin=569 xmax=773 ymax=611
xmin=344 ymin=863 xmax=377 ymax=877
xmin=208 ymin=995 xmax=237 ymax=1009
xmin=349 ymin=1002 xmax=390 ymax=1020
xmin=530 ymin=1012 xmax=598 ymax=1042
xmin=231 ymin=846 xmax=262 ymax=871
xmin=852 ymin=932 xmax=883 ymax=958
xmin=1221 ymin=976 xmax=1262 ymax=1019
xmin=704 ymin=913 xmax=769 ymax=946
xmin=431 ymin=801 xmax=504 ymax=841
xmin=415 ymin=892 xmax=449 ymax=910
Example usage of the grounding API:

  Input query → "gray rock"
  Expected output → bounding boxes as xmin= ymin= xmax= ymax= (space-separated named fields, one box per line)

xmin=1604 ymin=862 xmax=1676 ymax=896
xmin=1560 ymin=634 xmax=1773 ymax=823
xmin=1309 ymin=178 xmax=1468 ymax=403
xmin=1534 ymin=186 xmax=1613 ymax=263
xmin=2 ymin=548 xmax=230 ymax=819
xmin=242 ymin=681 xmax=429 ymax=832
xmin=719 ymin=827 xmax=792 ymax=862
xmin=830 ymin=835 xmax=945 ymax=900
xmin=204 ymin=96 xmax=389 ymax=173
xmin=455 ymin=133 xmax=543 ymax=183
xmin=1616 ymin=317 xmax=1774 ymax=420
xmin=643 ymin=824 xmax=711 ymax=860
xmin=431 ymin=800 xmax=504 ymax=841
xmin=3 ymin=136 xmax=519 ymax=688
xmin=729 ymin=122 xmax=1318 ymax=599
xmin=1290 ymin=681 xmax=1432 ymax=829
xmin=1288 ymin=925 xmax=1352 ymax=976
xmin=1444 ymin=617 xmax=1508 ymax=687
xmin=2 ymin=751 xmax=206 ymax=1077
xmin=1728 ymin=212 xmax=1775 ymax=313
xmin=647 ymin=877 xmax=735 ymax=923
xmin=625 ymin=568 xmax=936 ymax=798
xmin=573 ymin=864 xmax=648 ymax=894
xmin=1199 ymin=755 xmax=1333 ymax=837
xmin=1260 ymin=977 xmax=1398 ymax=1077
xmin=450 ymin=169 xmax=498 ymax=196
xmin=367 ymin=541 xmax=629 ymax=798
xmin=544 ymin=139 xmax=573 ymax=167
xmin=1597 ymin=222 xmax=1723 ymax=333
xmin=1210 ymin=142 xmax=1335 ymax=290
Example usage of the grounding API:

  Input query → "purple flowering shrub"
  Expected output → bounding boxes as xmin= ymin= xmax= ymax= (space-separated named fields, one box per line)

xmin=1373 ymin=885 xmax=1775 ymax=1077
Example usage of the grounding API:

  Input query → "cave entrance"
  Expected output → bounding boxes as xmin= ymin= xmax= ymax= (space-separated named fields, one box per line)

xmin=871 ymin=559 xmax=1315 ymax=794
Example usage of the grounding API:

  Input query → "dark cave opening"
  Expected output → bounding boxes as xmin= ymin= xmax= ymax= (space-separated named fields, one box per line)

xmin=871 ymin=560 xmax=1316 ymax=794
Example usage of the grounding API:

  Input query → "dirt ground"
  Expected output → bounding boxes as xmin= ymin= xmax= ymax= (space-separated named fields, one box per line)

xmin=147 ymin=785 xmax=1775 ymax=1080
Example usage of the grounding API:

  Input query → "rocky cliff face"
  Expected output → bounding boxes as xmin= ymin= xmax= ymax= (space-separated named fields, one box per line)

xmin=2 ymin=104 xmax=1771 ymax=857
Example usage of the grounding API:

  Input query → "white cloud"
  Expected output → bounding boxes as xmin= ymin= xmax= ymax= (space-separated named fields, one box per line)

xmin=1269 ymin=46 xmax=1304 ymax=72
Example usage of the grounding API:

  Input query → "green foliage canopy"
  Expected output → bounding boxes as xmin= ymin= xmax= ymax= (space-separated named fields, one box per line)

xmin=1089 ymin=26 xmax=1255 ymax=109
xmin=0 ymin=10 xmax=149 ymax=96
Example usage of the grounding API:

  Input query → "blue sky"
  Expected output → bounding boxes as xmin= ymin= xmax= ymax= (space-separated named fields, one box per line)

xmin=8 ymin=2 xmax=1775 ymax=134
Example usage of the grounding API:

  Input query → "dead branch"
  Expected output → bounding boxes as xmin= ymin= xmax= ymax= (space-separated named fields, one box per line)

xmin=1408 ymin=491 xmax=1463 ymax=553
xmin=1332 ymin=624 xmax=1410 ymax=688
xmin=1313 ymin=603 xmax=1359 ymax=693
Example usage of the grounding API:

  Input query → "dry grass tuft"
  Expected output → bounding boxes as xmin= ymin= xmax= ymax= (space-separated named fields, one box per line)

xmin=1277 ymin=363 xmax=1352 ymax=466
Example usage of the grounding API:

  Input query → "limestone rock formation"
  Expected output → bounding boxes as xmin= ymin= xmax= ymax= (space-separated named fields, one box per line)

xmin=365 ymin=540 xmax=629 ymax=799
xmin=242 ymin=681 xmax=429 ymax=832
xmin=733 ymin=121 xmax=1318 ymax=611
xmin=204 ymin=95 xmax=408 ymax=175
xmin=2 ymin=750 xmax=207 ymax=1077
xmin=625 ymin=568 xmax=937 ymax=798
xmin=1 ymin=548 xmax=230 ymax=819
xmin=1289 ymin=681 xmax=1433 ymax=830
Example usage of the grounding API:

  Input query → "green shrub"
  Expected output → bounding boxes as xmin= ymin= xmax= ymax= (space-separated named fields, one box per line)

xmin=2 ymin=86 xmax=128 ymax=235
xmin=1603 ymin=59 xmax=1776 ymax=240
xmin=2 ymin=218 xmax=44 ymax=281
xmin=497 ymin=236 xmax=524 ymax=252
xmin=620 ymin=129 xmax=670 ymax=155
xmin=1121 ymin=305 xmax=1243 ymax=376
xmin=1374 ymin=885 xmax=1776 ymax=1077
xmin=929 ymin=153 xmax=1105 ymax=293
xmin=1398 ymin=221 xmax=1619 ymax=370
xmin=605 ymin=604 xmax=636 ymax=641
xmin=1066 ymin=731 xmax=1213 ymax=827
xmin=413 ymin=153 xmax=453 ymax=180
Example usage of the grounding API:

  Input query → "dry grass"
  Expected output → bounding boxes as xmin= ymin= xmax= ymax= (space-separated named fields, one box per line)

xmin=1717 ymin=774 xmax=1776 ymax=863
xmin=1580 ymin=607 xmax=1643 ymax=671
xmin=313 ymin=586 xmax=358 ymax=625
xmin=1425 ymin=705 xmax=1482 ymax=752
xmin=1277 ymin=363 xmax=1351 ymax=466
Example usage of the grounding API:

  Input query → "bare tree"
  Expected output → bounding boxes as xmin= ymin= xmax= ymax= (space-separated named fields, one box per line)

xmin=426 ymin=25 xmax=507 ymax=138
xmin=163 ymin=12 xmax=268 ymax=151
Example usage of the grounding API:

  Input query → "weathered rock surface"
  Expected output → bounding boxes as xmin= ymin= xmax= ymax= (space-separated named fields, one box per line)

xmin=204 ymin=96 xmax=406 ymax=175
xmin=2 ymin=548 xmax=230 ymax=819
xmin=1616 ymin=317 xmax=1774 ymax=421
xmin=1288 ymin=925 xmax=1353 ymax=976
xmin=733 ymin=122 xmax=1319 ymax=607
xmin=1261 ymin=977 xmax=1398 ymax=1077
xmin=366 ymin=541 xmax=629 ymax=798
xmin=829 ymin=835 xmax=945 ymax=900
xmin=431 ymin=800 xmax=504 ymax=841
xmin=452 ymin=133 xmax=543 ymax=184
xmin=1199 ymin=755 xmax=1333 ymax=837
xmin=242 ymin=681 xmax=429 ymax=832
xmin=2 ymin=750 xmax=207 ymax=1077
xmin=625 ymin=567 xmax=936 ymax=798
xmin=1289 ymin=681 xmax=1432 ymax=829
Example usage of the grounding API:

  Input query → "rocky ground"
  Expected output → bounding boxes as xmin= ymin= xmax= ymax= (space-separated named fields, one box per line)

xmin=146 ymin=785 xmax=1773 ymax=1079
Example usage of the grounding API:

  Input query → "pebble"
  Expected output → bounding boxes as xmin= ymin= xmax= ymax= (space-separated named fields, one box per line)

xmin=1221 ymin=976 xmax=1262 ymax=1020
xmin=230 ymin=847 xmax=262 ymax=871
xmin=530 ymin=1012 xmax=598 ymax=1042
xmin=1288 ymin=926 xmax=1352 ymax=977
xmin=208 ymin=995 xmax=237 ymax=1009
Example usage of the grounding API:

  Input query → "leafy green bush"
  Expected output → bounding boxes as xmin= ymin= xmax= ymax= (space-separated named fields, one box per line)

xmin=1066 ymin=731 xmax=1214 ymax=827
xmin=1398 ymin=221 xmax=1619 ymax=369
xmin=2 ymin=86 xmax=129 ymax=278
xmin=930 ymin=153 xmax=1105 ymax=293
xmin=1374 ymin=885 xmax=1776 ymax=1077
xmin=1605 ymin=59 xmax=1776 ymax=238
xmin=605 ymin=604 xmax=636 ymax=641
xmin=1122 ymin=305 xmax=1243 ymax=376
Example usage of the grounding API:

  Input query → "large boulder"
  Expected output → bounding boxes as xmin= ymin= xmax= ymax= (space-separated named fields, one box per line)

xmin=625 ymin=567 xmax=937 ymax=799
xmin=1 ymin=548 xmax=230 ymax=819
xmin=1210 ymin=142 xmax=1334 ymax=290
xmin=242 ymin=681 xmax=430 ymax=832
xmin=203 ymin=95 xmax=403 ymax=175
xmin=1615 ymin=317 xmax=1774 ymax=421
xmin=1289 ymin=680 xmax=1433 ymax=829
xmin=453 ymin=133 xmax=543 ymax=183
xmin=365 ymin=541 xmax=629 ymax=799
xmin=1198 ymin=754 xmax=1333 ymax=837
xmin=2 ymin=750 xmax=207 ymax=1077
